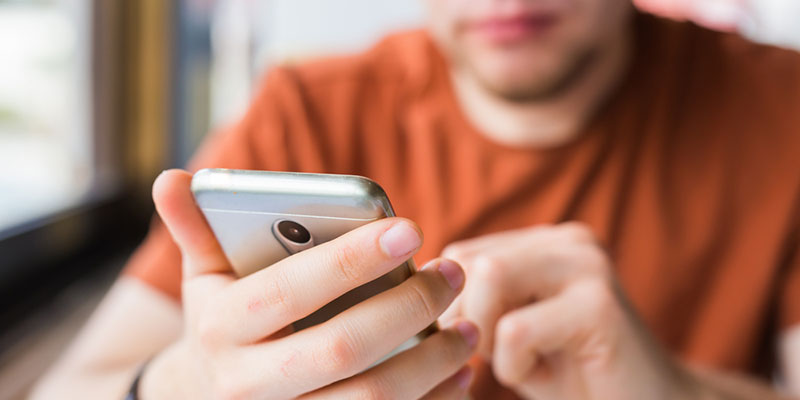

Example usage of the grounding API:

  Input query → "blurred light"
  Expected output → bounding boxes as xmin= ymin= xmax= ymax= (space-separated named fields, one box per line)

xmin=0 ymin=0 xmax=92 ymax=232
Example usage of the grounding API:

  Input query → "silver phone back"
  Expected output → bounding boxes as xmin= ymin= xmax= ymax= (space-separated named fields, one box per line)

xmin=191 ymin=169 xmax=430 ymax=334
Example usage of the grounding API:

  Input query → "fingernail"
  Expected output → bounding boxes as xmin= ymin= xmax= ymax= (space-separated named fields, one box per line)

xmin=435 ymin=259 xmax=464 ymax=290
xmin=454 ymin=366 xmax=473 ymax=390
xmin=379 ymin=222 xmax=421 ymax=258
xmin=455 ymin=321 xmax=479 ymax=349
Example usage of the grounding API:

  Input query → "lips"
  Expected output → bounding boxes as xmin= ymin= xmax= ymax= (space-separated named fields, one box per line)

xmin=465 ymin=12 xmax=561 ymax=44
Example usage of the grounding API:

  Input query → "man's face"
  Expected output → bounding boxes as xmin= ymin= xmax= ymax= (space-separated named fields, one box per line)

xmin=425 ymin=0 xmax=633 ymax=101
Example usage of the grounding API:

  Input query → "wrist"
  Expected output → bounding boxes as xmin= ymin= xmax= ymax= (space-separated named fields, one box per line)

xmin=124 ymin=362 xmax=148 ymax=400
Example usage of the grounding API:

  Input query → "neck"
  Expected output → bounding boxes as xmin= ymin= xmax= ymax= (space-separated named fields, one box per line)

xmin=450 ymin=31 xmax=633 ymax=149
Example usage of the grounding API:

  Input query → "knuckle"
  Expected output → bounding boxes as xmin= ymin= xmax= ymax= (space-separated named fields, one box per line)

xmin=441 ymin=243 xmax=468 ymax=262
xmin=537 ymin=245 xmax=568 ymax=266
xmin=440 ymin=330 xmax=473 ymax=362
xmin=558 ymin=222 xmax=595 ymax=243
xmin=257 ymin=273 xmax=293 ymax=317
xmin=574 ymin=280 xmax=618 ymax=325
xmin=196 ymin=313 xmax=225 ymax=351
xmin=496 ymin=315 xmax=527 ymax=347
xmin=538 ymin=241 xmax=609 ymax=277
xmin=314 ymin=330 xmax=361 ymax=377
xmin=406 ymin=278 xmax=442 ymax=321
xmin=573 ymin=245 xmax=611 ymax=276
xmin=329 ymin=243 xmax=365 ymax=283
xmin=472 ymin=256 xmax=504 ymax=283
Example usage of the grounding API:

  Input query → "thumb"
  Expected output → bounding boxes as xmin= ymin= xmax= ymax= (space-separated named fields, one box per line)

xmin=152 ymin=169 xmax=232 ymax=278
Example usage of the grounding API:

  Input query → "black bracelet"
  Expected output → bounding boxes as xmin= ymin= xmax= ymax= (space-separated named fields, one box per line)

xmin=125 ymin=361 xmax=149 ymax=400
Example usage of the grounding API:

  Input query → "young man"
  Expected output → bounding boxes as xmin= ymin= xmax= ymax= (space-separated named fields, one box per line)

xmin=33 ymin=0 xmax=800 ymax=399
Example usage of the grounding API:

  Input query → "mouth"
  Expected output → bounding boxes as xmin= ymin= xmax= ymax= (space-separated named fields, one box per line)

xmin=464 ymin=12 xmax=561 ymax=45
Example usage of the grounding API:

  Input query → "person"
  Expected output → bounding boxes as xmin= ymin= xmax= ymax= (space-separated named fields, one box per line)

xmin=32 ymin=0 xmax=800 ymax=398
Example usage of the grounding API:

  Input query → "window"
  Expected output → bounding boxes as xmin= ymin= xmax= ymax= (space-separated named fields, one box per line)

xmin=0 ymin=0 xmax=146 ymax=329
xmin=0 ymin=0 xmax=94 ymax=233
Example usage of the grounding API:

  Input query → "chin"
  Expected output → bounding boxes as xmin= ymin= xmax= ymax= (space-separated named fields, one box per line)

xmin=469 ymin=54 xmax=569 ymax=98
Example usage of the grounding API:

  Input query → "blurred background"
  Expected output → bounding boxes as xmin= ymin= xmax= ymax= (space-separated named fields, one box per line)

xmin=0 ymin=0 xmax=797 ymax=398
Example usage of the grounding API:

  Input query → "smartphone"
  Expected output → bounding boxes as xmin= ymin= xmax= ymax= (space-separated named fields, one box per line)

xmin=191 ymin=168 xmax=435 ymax=347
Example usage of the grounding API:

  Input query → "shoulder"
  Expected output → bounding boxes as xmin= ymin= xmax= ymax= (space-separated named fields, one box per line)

xmin=636 ymin=15 xmax=800 ymax=206
xmin=659 ymin=18 xmax=800 ymax=168
xmin=641 ymin=13 xmax=800 ymax=105
xmin=710 ymin=31 xmax=800 ymax=165
xmin=688 ymin=23 xmax=800 ymax=96
xmin=643 ymin=13 xmax=800 ymax=102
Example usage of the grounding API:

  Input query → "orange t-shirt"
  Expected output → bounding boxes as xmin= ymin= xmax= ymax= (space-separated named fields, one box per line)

xmin=125 ymin=13 xmax=800 ymax=397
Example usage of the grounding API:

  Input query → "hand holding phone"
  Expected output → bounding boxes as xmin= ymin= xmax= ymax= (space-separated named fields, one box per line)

xmin=138 ymin=169 xmax=478 ymax=399
xmin=190 ymin=168 xmax=440 ymax=334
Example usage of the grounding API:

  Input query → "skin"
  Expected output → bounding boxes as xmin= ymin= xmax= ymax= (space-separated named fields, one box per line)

xmin=440 ymin=225 xmax=794 ymax=399
xmin=31 ymin=0 xmax=800 ymax=399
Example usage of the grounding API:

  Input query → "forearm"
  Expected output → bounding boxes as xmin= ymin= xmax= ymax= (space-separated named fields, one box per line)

xmin=30 ymin=364 xmax=141 ymax=400
xmin=29 ymin=278 xmax=182 ymax=399
xmin=688 ymin=365 xmax=791 ymax=400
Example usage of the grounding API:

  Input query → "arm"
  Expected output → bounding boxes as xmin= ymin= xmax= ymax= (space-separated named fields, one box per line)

xmin=33 ymin=170 xmax=477 ymax=400
xmin=30 ymin=277 xmax=182 ymax=399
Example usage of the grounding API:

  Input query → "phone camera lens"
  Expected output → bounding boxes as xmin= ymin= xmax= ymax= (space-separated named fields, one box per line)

xmin=277 ymin=220 xmax=311 ymax=244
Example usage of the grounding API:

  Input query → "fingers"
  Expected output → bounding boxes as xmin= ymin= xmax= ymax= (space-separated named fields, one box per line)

xmin=444 ymin=236 xmax=521 ymax=358
xmin=237 ymin=259 xmax=466 ymax=397
xmin=152 ymin=169 xmax=231 ymax=278
xmin=441 ymin=228 xmax=528 ymax=262
xmin=441 ymin=223 xmax=609 ymax=359
xmin=492 ymin=279 xmax=615 ymax=386
xmin=302 ymin=321 xmax=478 ymax=400
xmin=213 ymin=218 xmax=424 ymax=343
xmin=461 ymin=256 xmax=508 ymax=358
xmin=444 ymin=223 xmax=605 ymax=298
xmin=439 ymin=231 xmax=523 ymax=344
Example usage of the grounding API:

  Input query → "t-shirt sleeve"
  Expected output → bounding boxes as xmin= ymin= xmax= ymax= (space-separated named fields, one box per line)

xmin=123 ymin=67 xmax=326 ymax=301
